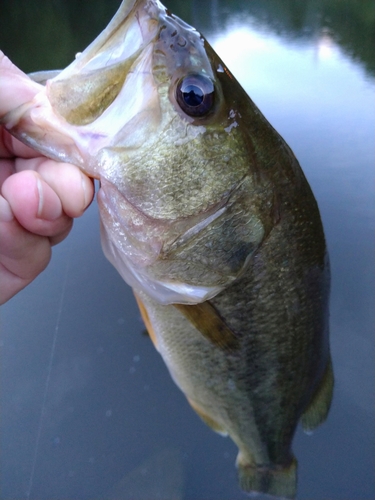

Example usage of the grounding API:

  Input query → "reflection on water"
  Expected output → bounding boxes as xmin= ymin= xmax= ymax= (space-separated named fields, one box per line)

xmin=1 ymin=0 xmax=374 ymax=77
xmin=108 ymin=448 xmax=184 ymax=499
xmin=0 ymin=1 xmax=374 ymax=499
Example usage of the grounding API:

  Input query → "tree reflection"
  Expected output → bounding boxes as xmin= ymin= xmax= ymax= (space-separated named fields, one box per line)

xmin=0 ymin=0 xmax=373 ymax=75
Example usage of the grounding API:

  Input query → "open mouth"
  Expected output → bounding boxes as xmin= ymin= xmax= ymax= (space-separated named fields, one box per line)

xmin=1 ymin=0 xmax=163 ymax=178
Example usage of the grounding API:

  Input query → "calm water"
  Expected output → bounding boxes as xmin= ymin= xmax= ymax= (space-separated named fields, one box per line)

xmin=1 ymin=1 xmax=374 ymax=499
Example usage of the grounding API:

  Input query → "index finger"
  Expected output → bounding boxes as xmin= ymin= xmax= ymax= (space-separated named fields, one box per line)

xmin=0 ymin=51 xmax=43 ymax=159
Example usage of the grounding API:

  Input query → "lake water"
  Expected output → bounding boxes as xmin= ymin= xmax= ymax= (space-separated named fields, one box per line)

xmin=1 ymin=1 xmax=374 ymax=499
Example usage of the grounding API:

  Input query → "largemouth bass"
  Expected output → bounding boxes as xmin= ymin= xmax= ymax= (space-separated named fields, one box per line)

xmin=0 ymin=0 xmax=333 ymax=497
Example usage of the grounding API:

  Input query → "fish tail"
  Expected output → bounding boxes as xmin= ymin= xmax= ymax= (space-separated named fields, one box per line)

xmin=236 ymin=453 xmax=297 ymax=499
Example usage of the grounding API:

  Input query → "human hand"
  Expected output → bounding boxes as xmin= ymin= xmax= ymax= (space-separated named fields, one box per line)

xmin=0 ymin=52 xmax=94 ymax=304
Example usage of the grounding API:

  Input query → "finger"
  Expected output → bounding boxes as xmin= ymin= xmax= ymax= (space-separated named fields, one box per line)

xmin=13 ymin=157 xmax=95 ymax=217
xmin=1 ymin=127 xmax=41 ymax=159
xmin=49 ymin=222 xmax=73 ymax=246
xmin=0 ymin=197 xmax=52 ymax=304
xmin=1 ymin=170 xmax=73 ymax=238
xmin=0 ymin=263 xmax=32 ymax=305
xmin=0 ymin=158 xmax=14 ymax=187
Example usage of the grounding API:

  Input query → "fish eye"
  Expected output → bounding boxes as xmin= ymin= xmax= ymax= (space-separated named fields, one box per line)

xmin=176 ymin=74 xmax=215 ymax=117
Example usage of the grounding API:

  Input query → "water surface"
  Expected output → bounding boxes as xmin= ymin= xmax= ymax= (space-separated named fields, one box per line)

xmin=1 ymin=1 xmax=374 ymax=499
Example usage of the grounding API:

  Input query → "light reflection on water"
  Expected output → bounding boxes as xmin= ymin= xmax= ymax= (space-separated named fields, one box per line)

xmin=0 ymin=2 xmax=374 ymax=499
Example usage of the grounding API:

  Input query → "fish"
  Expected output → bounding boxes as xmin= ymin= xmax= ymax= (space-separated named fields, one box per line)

xmin=0 ymin=0 xmax=333 ymax=497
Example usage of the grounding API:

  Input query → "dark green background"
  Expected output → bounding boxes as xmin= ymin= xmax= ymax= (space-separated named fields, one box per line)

xmin=1 ymin=0 xmax=374 ymax=76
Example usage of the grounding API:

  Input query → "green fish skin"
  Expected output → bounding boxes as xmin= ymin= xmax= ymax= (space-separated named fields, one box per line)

xmin=0 ymin=0 xmax=333 ymax=497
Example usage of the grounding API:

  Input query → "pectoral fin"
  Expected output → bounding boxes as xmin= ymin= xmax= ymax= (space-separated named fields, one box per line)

xmin=173 ymin=301 xmax=240 ymax=352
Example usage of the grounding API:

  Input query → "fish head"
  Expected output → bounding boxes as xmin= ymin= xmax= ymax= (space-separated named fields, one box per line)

xmin=3 ymin=0 xmax=279 ymax=304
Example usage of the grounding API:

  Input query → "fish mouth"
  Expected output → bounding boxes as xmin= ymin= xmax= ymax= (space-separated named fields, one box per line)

xmin=45 ymin=0 xmax=157 ymax=126
xmin=2 ymin=0 xmax=166 ymax=177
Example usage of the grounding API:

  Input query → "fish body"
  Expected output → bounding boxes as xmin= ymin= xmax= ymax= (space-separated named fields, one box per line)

xmin=0 ymin=0 xmax=333 ymax=497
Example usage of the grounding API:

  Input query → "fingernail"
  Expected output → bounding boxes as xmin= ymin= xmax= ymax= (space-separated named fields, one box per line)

xmin=0 ymin=195 xmax=14 ymax=222
xmin=81 ymin=172 xmax=94 ymax=210
xmin=81 ymin=173 xmax=89 ymax=209
xmin=36 ymin=177 xmax=61 ymax=220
